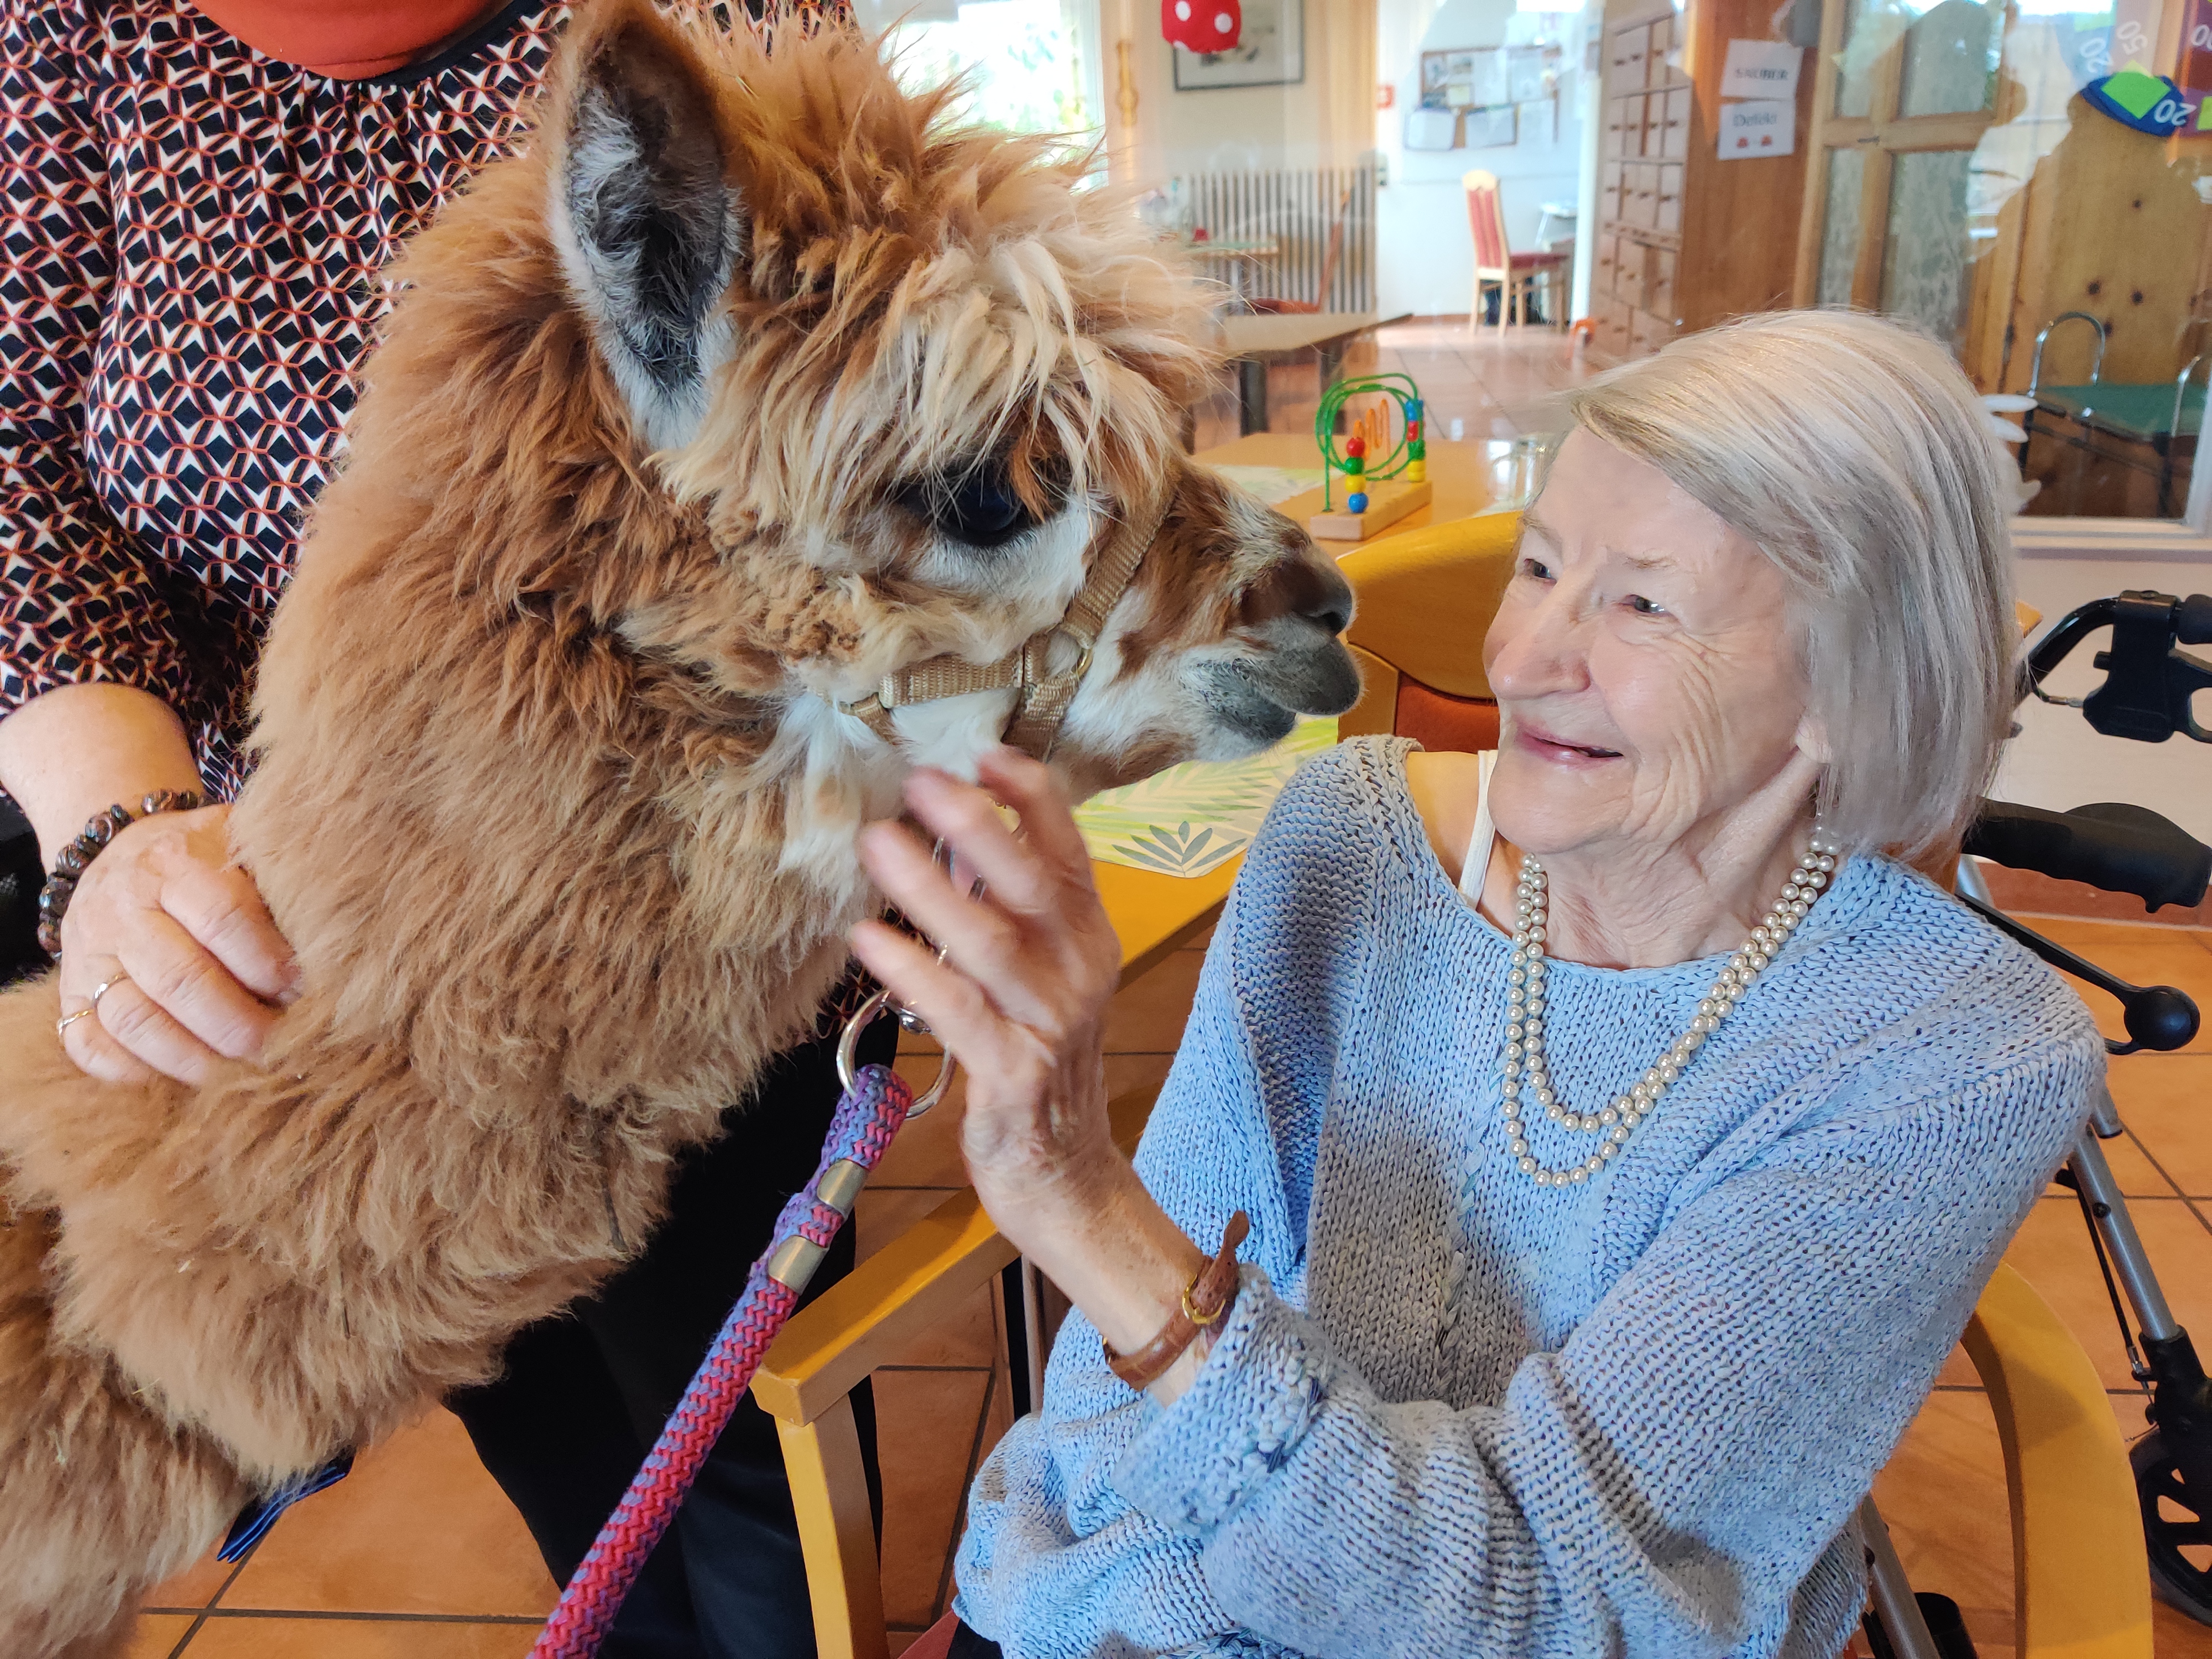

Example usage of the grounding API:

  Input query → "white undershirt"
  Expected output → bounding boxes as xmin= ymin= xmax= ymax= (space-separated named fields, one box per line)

xmin=1455 ymin=749 xmax=1501 ymax=907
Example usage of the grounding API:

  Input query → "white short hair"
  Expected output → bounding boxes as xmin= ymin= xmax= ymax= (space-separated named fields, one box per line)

xmin=1564 ymin=310 xmax=2016 ymax=860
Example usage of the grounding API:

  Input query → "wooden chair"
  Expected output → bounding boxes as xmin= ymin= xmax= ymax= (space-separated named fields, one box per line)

xmin=1248 ymin=186 xmax=1353 ymax=317
xmin=746 ymin=517 xmax=2150 ymax=1658
xmin=1337 ymin=509 xmax=1520 ymax=751
xmin=1955 ymin=1261 xmax=2152 ymax=1659
xmin=1465 ymin=169 xmax=1568 ymax=334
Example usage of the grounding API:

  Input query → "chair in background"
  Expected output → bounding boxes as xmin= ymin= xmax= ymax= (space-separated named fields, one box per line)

xmin=1465 ymin=169 xmax=1568 ymax=335
xmin=1248 ymin=186 xmax=1354 ymax=317
xmin=2023 ymin=310 xmax=2205 ymax=517
xmin=1336 ymin=509 xmax=1520 ymax=751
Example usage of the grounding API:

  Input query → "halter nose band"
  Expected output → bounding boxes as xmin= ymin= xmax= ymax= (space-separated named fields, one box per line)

xmin=836 ymin=490 xmax=1174 ymax=761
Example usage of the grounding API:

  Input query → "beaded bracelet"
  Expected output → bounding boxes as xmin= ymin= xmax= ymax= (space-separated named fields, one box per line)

xmin=36 ymin=789 xmax=206 ymax=958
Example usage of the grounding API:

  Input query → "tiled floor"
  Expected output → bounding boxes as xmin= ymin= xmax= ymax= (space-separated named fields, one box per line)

xmin=127 ymin=319 xmax=2212 ymax=1652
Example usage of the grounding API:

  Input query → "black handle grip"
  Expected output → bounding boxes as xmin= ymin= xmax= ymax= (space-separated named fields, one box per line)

xmin=1958 ymin=893 xmax=2202 ymax=1053
xmin=2179 ymin=593 xmax=2212 ymax=646
xmin=1964 ymin=800 xmax=2212 ymax=912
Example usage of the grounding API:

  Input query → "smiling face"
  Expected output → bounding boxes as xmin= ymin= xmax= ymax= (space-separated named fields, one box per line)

xmin=1481 ymin=428 xmax=1820 ymax=863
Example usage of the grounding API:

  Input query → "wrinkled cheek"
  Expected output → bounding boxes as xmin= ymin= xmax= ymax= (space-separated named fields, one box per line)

xmin=1602 ymin=648 xmax=1742 ymax=836
xmin=1609 ymin=647 xmax=1805 ymax=835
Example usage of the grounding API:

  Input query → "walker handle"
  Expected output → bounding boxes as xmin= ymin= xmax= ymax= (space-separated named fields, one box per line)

xmin=2178 ymin=592 xmax=2212 ymax=647
xmin=1964 ymin=799 xmax=2210 ymax=913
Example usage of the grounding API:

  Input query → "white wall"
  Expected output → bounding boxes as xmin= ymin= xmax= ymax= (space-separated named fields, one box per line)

xmin=1375 ymin=0 xmax=1594 ymax=319
xmin=1104 ymin=1 xmax=1379 ymax=184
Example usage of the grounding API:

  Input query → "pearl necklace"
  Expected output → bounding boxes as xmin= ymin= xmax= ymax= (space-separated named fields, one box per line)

xmin=1500 ymin=833 xmax=1840 ymax=1188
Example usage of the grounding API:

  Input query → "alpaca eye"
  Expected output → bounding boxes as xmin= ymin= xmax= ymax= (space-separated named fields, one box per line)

xmin=897 ymin=461 xmax=1042 ymax=550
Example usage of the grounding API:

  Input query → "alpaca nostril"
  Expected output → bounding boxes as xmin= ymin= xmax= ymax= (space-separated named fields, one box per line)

xmin=1237 ymin=538 xmax=1357 ymax=635
xmin=1306 ymin=595 xmax=1352 ymax=637
xmin=1302 ymin=566 xmax=1354 ymax=637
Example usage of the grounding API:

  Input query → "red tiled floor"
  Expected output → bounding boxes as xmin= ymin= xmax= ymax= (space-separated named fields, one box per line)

xmin=142 ymin=1553 xmax=240 ymax=1615
xmin=124 ymin=1615 xmax=197 ymax=1659
xmin=219 ymin=1410 xmax=554 ymax=1618
xmin=876 ymin=1367 xmax=995 ymax=1631
xmin=181 ymin=1622 xmax=538 ymax=1658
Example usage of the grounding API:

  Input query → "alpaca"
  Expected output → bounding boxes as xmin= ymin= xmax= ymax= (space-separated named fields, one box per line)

xmin=0 ymin=3 xmax=1357 ymax=1652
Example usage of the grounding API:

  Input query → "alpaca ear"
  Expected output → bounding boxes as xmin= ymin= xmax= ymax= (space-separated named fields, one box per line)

xmin=552 ymin=12 xmax=741 ymax=452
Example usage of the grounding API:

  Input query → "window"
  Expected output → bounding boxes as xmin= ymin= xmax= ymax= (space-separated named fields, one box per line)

xmin=872 ymin=0 xmax=1106 ymax=140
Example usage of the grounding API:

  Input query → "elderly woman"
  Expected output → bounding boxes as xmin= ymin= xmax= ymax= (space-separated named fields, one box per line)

xmin=855 ymin=309 xmax=2100 ymax=1657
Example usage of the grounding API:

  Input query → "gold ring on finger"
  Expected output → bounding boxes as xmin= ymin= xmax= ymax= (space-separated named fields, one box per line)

xmin=91 ymin=972 xmax=130 ymax=1012
xmin=55 ymin=1006 xmax=97 ymax=1041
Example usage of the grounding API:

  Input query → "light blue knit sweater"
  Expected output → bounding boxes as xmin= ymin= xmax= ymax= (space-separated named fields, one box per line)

xmin=953 ymin=738 xmax=2103 ymax=1659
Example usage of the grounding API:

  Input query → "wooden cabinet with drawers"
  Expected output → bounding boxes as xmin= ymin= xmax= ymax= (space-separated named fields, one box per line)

xmin=1589 ymin=0 xmax=1810 ymax=362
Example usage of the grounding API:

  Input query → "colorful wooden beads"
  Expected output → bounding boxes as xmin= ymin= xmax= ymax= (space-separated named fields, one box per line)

xmin=1403 ymin=397 xmax=1427 ymax=484
xmin=1342 ymin=430 xmax=1368 ymax=510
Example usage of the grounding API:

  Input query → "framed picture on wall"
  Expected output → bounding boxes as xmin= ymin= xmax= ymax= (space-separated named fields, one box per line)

xmin=1171 ymin=0 xmax=1305 ymax=90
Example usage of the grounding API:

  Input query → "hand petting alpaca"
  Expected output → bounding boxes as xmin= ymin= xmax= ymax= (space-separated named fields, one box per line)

xmin=854 ymin=750 xmax=1219 ymax=1404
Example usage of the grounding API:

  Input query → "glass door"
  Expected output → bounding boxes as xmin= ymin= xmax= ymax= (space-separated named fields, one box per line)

xmin=1794 ymin=0 xmax=2005 ymax=342
xmin=1794 ymin=0 xmax=2212 ymax=520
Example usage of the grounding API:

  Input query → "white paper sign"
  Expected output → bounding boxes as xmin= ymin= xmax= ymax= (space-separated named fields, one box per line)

xmin=1405 ymin=106 xmax=1458 ymax=150
xmin=1720 ymin=38 xmax=1803 ymax=98
xmin=1718 ymin=97 xmax=1796 ymax=158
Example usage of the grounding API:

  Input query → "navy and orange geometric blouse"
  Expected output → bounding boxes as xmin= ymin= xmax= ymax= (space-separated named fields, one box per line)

xmin=0 ymin=0 xmax=840 ymax=804
xmin=0 ymin=0 xmax=570 ymax=800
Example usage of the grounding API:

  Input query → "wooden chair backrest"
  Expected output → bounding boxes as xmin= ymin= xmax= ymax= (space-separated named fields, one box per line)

xmin=1962 ymin=1262 xmax=2152 ymax=1658
xmin=1463 ymin=169 xmax=1510 ymax=274
xmin=1338 ymin=509 xmax=1520 ymax=753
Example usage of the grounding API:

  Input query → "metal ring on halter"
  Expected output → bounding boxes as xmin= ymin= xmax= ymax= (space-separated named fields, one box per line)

xmin=836 ymin=985 xmax=955 ymax=1115
xmin=834 ymin=837 xmax=982 ymax=1114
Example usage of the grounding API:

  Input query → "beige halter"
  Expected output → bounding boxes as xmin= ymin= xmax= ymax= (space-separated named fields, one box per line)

xmin=835 ymin=493 xmax=1171 ymax=761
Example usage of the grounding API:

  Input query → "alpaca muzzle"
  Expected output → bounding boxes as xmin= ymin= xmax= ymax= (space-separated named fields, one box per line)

xmin=834 ymin=492 xmax=1173 ymax=761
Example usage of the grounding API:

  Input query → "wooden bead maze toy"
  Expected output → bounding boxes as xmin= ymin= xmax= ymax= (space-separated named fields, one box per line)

xmin=1310 ymin=373 xmax=1432 ymax=541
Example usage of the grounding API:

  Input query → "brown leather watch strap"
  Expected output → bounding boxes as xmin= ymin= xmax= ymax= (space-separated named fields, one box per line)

xmin=1103 ymin=1211 xmax=1251 ymax=1391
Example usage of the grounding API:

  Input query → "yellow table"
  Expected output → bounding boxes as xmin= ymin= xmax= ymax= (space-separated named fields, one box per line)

xmin=1094 ymin=856 xmax=1239 ymax=983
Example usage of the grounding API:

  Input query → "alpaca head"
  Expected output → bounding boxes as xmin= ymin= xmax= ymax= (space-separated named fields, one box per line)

xmin=536 ymin=1 xmax=1358 ymax=856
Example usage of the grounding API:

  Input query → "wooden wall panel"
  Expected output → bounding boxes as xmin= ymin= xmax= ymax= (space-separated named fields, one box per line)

xmin=2000 ymin=102 xmax=2209 ymax=391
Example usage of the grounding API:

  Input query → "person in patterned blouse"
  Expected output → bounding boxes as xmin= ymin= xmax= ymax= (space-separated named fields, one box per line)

xmin=0 ymin=2 xmax=883 ymax=1653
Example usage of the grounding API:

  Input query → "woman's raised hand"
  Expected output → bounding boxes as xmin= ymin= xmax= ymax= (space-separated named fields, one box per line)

xmin=851 ymin=749 xmax=1213 ymax=1394
xmin=850 ymin=749 xmax=1126 ymax=1241
xmin=55 ymin=802 xmax=298 ymax=1085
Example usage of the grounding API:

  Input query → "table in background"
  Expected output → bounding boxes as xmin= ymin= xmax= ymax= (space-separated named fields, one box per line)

xmin=1218 ymin=310 xmax=1413 ymax=436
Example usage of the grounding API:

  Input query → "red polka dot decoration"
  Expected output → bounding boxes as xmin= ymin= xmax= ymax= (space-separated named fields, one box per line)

xmin=1164 ymin=0 xmax=1241 ymax=51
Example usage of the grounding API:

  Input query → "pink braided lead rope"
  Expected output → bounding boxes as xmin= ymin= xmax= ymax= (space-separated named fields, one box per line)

xmin=529 ymin=1061 xmax=916 ymax=1658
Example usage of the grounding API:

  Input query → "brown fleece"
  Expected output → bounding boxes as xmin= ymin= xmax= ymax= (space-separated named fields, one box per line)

xmin=0 ymin=5 xmax=1353 ymax=1651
